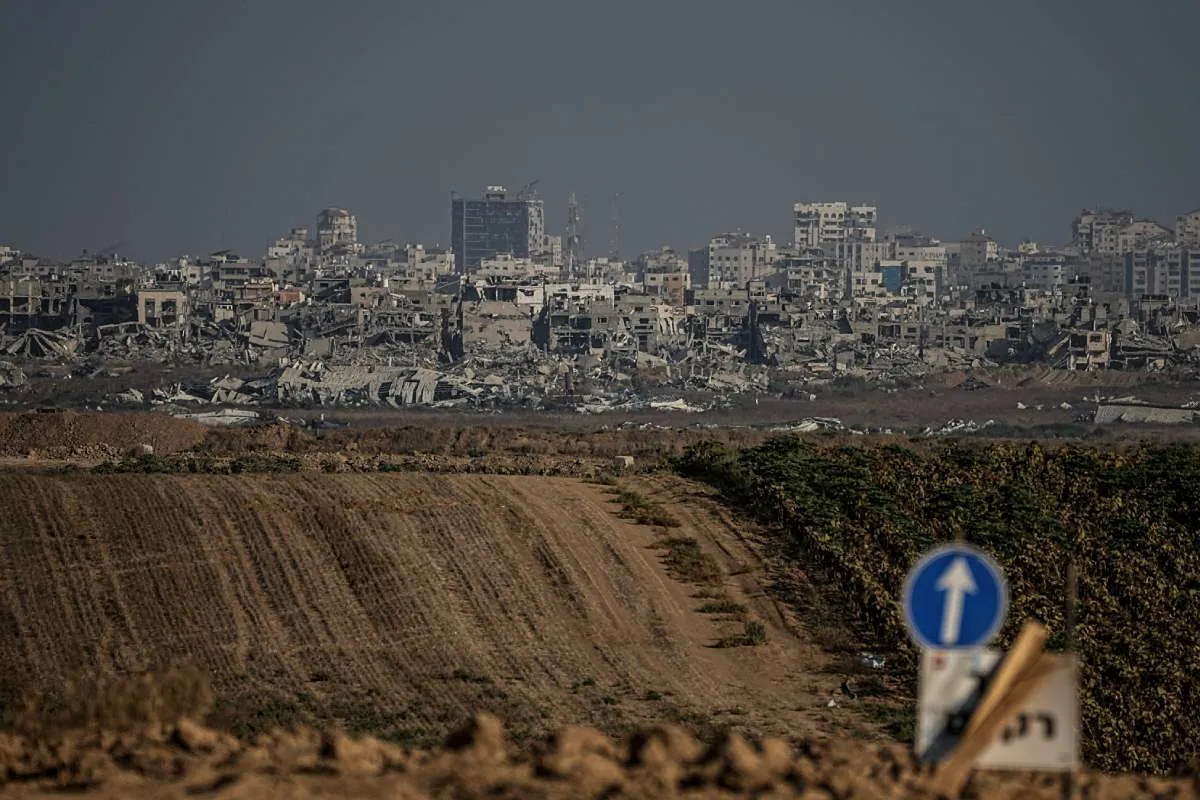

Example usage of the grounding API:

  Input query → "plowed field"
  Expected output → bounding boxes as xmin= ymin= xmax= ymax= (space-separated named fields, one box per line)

xmin=0 ymin=473 xmax=862 ymax=748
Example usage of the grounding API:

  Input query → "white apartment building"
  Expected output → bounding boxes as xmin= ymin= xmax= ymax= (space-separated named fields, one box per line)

xmin=1187 ymin=247 xmax=1200 ymax=296
xmin=837 ymin=241 xmax=889 ymax=300
xmin=833 ymin=241 xmax=891 ymax=274
xmin=264 ymin=227 xmax=316 ymax=284
xmin=1022 ymin=253 xmax=1067 ymax=291
xmin=793 ymin=202 xmax=877 ymax=247
xmin=1072 ymin=209 xmax=1133 ymax=255
xmin=1124 ymin=247 xmax=1181 ymax=299
xmin=642 ymin=269 xmax=690 ymax=306
xmin=846 ymin=260 xmax=890 ymax=300
xmin=1176 ymin=208 xmax=1200 ymax=246
xmin=959 ymin=230 xmax=1000 ymax=273
xmin=837 ymin=235 xmax=947 ymax=303
xmin=636 ymin=246 xmax=688 ymax=275
xmin=1118 ymin=220 xmax=1173 ymax=253
xmin=900 ymin=263 xmax=942 ymax=305
xmin=268 ymin=228 xmax=313 ymax=261
xmin=1124 ymin=245 xmax=1200 ymax=299
xmin=402 ymin=245 xmax=454 ymax=281
xmin=706 ymin=233 xmax=777 ymax=288
xmin=894 ymin=243 xmax=948 ymax=273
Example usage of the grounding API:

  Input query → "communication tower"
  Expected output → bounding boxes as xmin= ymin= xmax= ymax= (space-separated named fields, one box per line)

xmin=565 ymin=192 xmax=584 ymax=278
xmin=609 ymin=193 xmax=621 ymax=261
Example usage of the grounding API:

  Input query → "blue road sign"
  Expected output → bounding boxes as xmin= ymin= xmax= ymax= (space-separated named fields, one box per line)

xmin=903 ymin=544 xmax=1008 ymax=650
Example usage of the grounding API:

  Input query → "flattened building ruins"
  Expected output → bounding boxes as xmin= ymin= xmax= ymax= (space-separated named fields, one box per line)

xmin=3 ymin=196 xmax=1200 ymax=414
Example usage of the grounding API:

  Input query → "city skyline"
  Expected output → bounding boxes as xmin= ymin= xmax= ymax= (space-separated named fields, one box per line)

xmin=2 ymin=0 xmax=1198 ymax=262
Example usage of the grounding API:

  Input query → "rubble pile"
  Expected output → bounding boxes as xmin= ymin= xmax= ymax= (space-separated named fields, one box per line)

xmin=922 ymin=419 xmax=996 ymax=436
xmin=171 ymin=408 xmax=263 ymax=427
xmin=117 ymin=355 xmax=743 ymax=415
xmin=93 ymin=321 xmax=268 ymax=366
xmin=0 ymin=360 xmax=26 ymax=388
xmin=8 ymin=255 xmax=1200 ymax=416
xmin=766 ymin=417 xmax=863 ymax=434
xmin=3 ymin=328 xmax=79 ymax=360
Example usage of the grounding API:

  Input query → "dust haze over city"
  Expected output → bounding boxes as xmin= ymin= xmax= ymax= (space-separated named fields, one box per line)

xmin=1 ymin=2 xmax=1199 ymax=798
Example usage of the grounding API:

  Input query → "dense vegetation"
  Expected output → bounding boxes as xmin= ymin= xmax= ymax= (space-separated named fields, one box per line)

xmin=675 ymin=438 xmax=1200 ymax=775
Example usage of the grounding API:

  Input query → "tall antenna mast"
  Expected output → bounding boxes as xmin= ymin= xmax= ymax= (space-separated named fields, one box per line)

xmin=609 ymin=192 xmax=621 ymax=261
xmin=565 ymin=192 xmax=584 ymax=279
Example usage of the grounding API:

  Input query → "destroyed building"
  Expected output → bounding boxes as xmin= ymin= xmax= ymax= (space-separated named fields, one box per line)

xmin=5 ymin=200 xmax=1200 ymax=413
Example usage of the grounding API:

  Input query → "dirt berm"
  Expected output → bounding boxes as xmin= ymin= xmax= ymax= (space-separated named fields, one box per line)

xmin=0 ymin=411 xmax=208 ymax=459
xmin=0 ymin=471 xmax=879 ymax=748
xmin=0 ymin=712 xmax=1193 ymax=799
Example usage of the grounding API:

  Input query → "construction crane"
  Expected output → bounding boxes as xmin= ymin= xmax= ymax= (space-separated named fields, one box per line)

xmin=517 ymin=179 xmax=540 ymax=200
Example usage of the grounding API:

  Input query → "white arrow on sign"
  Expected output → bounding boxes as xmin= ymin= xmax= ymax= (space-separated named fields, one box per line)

xmin=936 ymin=557 xmax=978 ymax=645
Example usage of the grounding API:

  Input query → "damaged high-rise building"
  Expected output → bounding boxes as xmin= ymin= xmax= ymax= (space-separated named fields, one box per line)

xmin=450 ymin=184 xmax=546 ymax=274
xmin=316 ymin=208 xmax=359 ymax=255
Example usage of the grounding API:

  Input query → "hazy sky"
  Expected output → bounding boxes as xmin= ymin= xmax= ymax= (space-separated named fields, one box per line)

xmin=2 ymin=0 xmax=1197 ymax=263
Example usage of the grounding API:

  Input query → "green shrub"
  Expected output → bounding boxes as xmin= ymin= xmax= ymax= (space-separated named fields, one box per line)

xmin=606 ymin=486 xmax=681 ymax=527
xmin=658 ymin=537 xmax=723 ymax=585
xmin=675 ymin=437 xmax=1200 ymax=774
xmin=716 ymin=620 xmax=768 ymax=648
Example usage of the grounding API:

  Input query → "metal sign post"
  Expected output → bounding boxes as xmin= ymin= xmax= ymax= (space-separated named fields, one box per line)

xmin=903 ymin=544 xmax=1080 ymax=795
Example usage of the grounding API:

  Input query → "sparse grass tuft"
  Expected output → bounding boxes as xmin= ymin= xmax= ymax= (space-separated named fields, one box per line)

xmin=629 ymin=506 xmax=681 ymax=527
xmin=9 ymin=661 xmax=213 ymax=737
xmin=744 ymin=620 xmax=767 ymax=644
xmin=605 ymin=486 xmax=681 ymax=527
xmin=657 ymin=537 xmax=723 ymax=585
xmin=698 ymin=599 xmax=748 ymax=616
xmin=716 ymin=620 xmax=768 ymax=648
